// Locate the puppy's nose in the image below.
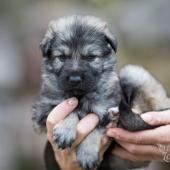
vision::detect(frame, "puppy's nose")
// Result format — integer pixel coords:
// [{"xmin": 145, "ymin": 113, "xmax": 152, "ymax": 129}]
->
[{"xmin": 69, "ymin": 75, "xmax": 82, "ymax": 84}]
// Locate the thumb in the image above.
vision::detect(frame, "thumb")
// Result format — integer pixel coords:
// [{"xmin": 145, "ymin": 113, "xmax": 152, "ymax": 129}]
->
[{"xmin": 141, "ymin": 109, "xmax": 170, "ymax": 126}]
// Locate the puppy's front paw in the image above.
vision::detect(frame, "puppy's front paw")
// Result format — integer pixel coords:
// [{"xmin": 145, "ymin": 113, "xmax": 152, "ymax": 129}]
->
[
  {"xmin": 77, "ymin": 147, "xmax": 100, "ymax": 170},
  {"xmin": 53, "ymin": 122, "xmax": 76, "ymax": 149}
]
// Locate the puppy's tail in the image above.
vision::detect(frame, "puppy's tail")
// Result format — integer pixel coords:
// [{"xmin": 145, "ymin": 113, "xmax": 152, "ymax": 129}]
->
[{"xmin": 118, "ymin": 65, "xmax": 170, "ymax": 131}]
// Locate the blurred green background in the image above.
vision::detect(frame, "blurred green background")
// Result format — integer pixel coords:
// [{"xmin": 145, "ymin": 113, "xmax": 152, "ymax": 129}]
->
[{"xmin": 0, "ymin": 0, "xmax": 170, "ymax": 170}]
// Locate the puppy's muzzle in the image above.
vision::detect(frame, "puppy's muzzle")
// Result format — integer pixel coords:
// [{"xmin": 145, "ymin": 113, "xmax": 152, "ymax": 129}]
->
[
  {"xmin": 66, "ymin": 69, "xmax": 84, "ymax": 86},
  {"xmin": 58, "ymin": 60, "xmax": 97, "ymax": 95},
  {"xmin": 59, "ymin": 69, "xmax": 86, "ymax": 93}
]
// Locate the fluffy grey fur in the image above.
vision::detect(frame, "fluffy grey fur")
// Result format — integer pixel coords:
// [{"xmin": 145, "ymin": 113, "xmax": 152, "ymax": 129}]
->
[
  {"xmin": 118, "ymin": 65, "xmax": 170, "ymax": 132},
  {"xmin": 32, "ymin": 15, "xmax": 121, "ymax": 170},
  {"xmin": 32, "ymin": 15, "xmax": 170, "ymax": 170},
  {"xmin": 101, "ymin": 65, "xmax": 170, "ymax": 170}
]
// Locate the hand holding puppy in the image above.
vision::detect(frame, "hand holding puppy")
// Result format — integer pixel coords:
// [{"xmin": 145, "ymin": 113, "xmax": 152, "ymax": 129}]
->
[
  {"xmin": 107, "ymin": 110, "xmax": 170, "ymax": 162},
  {"xmin": 46, "ymin": 99, "xmax": 170, "ymax": 170},
  {"xmin": 46, "ymin": 98, "xmax": 110, "ymax": 170}
]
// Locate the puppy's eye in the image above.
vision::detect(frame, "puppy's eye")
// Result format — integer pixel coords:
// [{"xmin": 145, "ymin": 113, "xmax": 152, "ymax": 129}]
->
[
  {"xmin": 83, "ymin": 55, "xmax": 97, "ymax": 61},
  {"xmin": 55, "ymin": 55, "xmax": 69, "ymax": 62}
]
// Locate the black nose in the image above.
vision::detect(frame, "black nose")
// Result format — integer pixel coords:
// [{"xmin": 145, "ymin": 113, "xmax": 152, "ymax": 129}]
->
[{"xmin": 69, "ymin": 75, "xmax": 82, "ymax": 84}]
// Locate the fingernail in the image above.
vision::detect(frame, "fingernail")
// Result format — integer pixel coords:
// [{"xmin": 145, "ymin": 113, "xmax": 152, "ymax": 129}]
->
[
  {"xmin": 141, "ymin": 114, "xmax": 152, "ymax": 123},
  {"xmin": 67, "ymin": 97, "xmax": 78, "ymax": 106}
]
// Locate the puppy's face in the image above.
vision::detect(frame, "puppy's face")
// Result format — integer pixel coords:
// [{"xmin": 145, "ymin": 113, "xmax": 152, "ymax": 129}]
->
[{"xmin": 40, "ymin": 16, "xmax": 117, "ymax": 96}]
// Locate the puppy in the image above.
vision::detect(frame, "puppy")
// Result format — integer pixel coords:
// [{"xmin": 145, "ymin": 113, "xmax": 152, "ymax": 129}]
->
[
  {"xmin": 32, "ymin": 15, "xmax": 170, "ymax": 170},
  {"xmin": 102, "ymin": 65, "xmax": 170, "ymax": 170},
  {"xmin": 32, "ymin": 15, "xmax": 121, "ymax": 170},
  {"xmin": 118, "ymin": 65, "xmax": 170, "ymax": 132}
]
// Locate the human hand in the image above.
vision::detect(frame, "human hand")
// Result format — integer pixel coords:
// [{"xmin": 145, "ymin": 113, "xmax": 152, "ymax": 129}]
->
[
  {"xmin": 46, "ymin": 97, "xmax": 110, "ymax": 170},
  {"xmin": 107, "ymin": 110, "xmax": 170, "ymax": 162}
]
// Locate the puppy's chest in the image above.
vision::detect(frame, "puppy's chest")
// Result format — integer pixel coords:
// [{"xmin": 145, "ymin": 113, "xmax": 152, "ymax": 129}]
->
[{"xmin": 77, "ymin": 93, "xmax": 119, "ymax": 120}]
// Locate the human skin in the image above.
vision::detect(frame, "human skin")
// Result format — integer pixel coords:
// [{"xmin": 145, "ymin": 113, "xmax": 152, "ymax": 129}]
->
[
  {"xmin": 107, "ymin": 110, "xmax": 170, "ymax": 162},
  {"xmin": 46, "ymin": 97, "xmax": 110, "ymax": 170},
  {"xmin": 46, "ymin": 98, "xmax": 170, "ymax": 170}
]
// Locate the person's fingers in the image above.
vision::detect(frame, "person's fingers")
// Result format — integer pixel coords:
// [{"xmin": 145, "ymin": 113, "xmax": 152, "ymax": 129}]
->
[
  {"xmin": 117, "ymin": 141, "xmax": 161, "ymax": 156},
  {"xmin": 101, "ymin": 135, "xmax": 110, "ymax": 148},
  {"xmin": 107, "ymin": 125, "xmax": 170, "ymax": 144},
  {"xmin": 46, "ymin": 97, "xmax": 78, "ymax": 142},
  {"xmin": 101, "ymin": 123, "xmax": 115, "ymax": 150},
  {"xmin": 112, "ymin": 145, "xmax": 163, "ymax": 161},
  {"xmin": 100, "ymin": 135, "xmax": 111, "ymax": 156},
  {"xmin": 47, "ymin": 97, "xmax": 78, "ymax": 125},
  {"xmin": 72, "ymin": 114, "xmax": 99, "ymax": 147},
  {"xmin": 141, "ymin": 109, "xmax": 170, "ymax": 126}
]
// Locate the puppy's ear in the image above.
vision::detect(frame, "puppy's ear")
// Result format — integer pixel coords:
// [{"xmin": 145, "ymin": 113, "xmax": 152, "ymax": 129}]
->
[
  {"xmin": 40, "ymin": 20, "xmax": 56, "ymax": 57},
  {"xmin": 104, "ymin": 24, "xmax": 117, "ymax": 53},
  {"xmin": 40, "ymin": 40, "xmax": 51, "ymax": 57}
]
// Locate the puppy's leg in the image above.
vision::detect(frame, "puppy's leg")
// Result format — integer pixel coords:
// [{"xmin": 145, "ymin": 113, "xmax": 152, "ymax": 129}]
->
[
  {"xmin": 53, "ymin": 112, "xmax": 79, "ymax": 149},
  {"xmin": 118, "ymin": 99, "xmax": 155, "ymax": 131},
  {"xmin": 76, "ymin": 128, "xmax": 104, "ymax": 170},
  {"xmin": 118, "ymin": 82, "xmax": 155, "ymax": 131},
  {"xmin": 119, "ymin": 64, "xmax": 170, "ymax": 131},
  {"xmin": 32, "ymin": 101, "xmax": 56, "ymax": 133}
]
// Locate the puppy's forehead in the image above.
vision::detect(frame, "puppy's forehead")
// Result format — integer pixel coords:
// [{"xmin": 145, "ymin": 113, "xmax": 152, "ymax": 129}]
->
[
  {"xmin": 46, "ymin": 15, "xmax": 111, "ymax": 57},
  {"xmin": 49, "ymin": 16, "xmax": 107, "ymax": 44},
  {"xmin": 53, "ymin": 15, "xmax": 106, "ymax": 34},
  {"xmin": 82, "ymin": 44, "xmax": 103, "ymax": 56}
]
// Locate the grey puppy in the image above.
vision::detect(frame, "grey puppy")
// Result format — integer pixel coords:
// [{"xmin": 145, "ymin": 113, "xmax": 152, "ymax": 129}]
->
[
  {"xmin": 32, "ymin": 15, "xmax": 170, "ymax": 170},
  {"xmin": 33, "ymin": 15, "xmax": 121, "ymax": 170}
]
